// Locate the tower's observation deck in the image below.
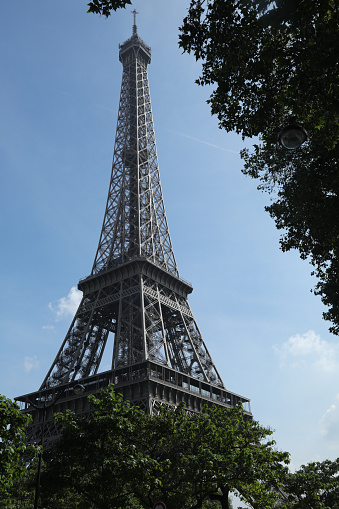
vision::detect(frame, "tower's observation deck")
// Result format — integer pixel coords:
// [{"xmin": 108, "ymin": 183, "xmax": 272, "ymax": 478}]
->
[{"xmin": 119, "ymin": 32, "xmax": 151, "ymax": 66}]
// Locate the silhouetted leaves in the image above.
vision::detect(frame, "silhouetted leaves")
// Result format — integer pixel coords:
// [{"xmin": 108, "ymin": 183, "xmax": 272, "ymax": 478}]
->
[
  {"xmin": 179, "ymin": 0, "xmax": 339, "ymax": 333},
  {"xmin": 87, "ymin": 0, "xmax": 132, "ymax": 17}
]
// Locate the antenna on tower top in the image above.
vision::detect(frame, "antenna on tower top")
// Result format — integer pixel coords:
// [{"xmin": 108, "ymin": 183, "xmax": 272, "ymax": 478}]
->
[{"xmin": 132, "ymin": 9, "xmax": 139, "ymax": 35}]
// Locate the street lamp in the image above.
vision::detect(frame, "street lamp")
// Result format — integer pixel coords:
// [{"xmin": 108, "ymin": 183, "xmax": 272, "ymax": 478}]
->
[
  {"xmin": 278, "ymin": 123, "xmax": 308, "ymax": 149},
  {"xmin": 73, "ymin": 383, "xmax": 85, "ymax": 395},
  {"xmin": 21, "ymin": 383, "xmax": 85, "ymax": 509}
]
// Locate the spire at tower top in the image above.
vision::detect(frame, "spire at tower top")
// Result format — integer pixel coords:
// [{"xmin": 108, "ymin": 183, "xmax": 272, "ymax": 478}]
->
[
  {"xmin": 132, "ymin": 9, "xmax": 138, "ymax": 35},
  {"xmin": 119, "ymin": 10, "xmax": 151, "ymax": 66}
]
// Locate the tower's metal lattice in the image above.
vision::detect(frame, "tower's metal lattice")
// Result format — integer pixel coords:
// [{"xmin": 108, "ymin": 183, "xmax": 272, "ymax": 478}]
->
[
  {"xmin": 16, "ymin": 18, "xmax": 251, "ymax": 438},
  {"xmin": 40, "ymin": 22, "xmax": 224, "ymax": 392}
]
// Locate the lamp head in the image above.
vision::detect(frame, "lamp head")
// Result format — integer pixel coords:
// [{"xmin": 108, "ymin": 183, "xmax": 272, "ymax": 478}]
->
[
  {"xmin": 73, "ymin": 383, "xmax": 85, "ymax": 395},
  {"xmin": 278, "ymin": 124, "xmax": 308, "ymax": 149}
]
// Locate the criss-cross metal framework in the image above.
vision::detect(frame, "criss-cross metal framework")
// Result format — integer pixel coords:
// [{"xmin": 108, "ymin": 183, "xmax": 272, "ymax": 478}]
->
[
  {"xmin": 16, "ymin": 21, "xmax": 252, "ymax": 443},
  {"xmin": 40, "ymin": 23, "xmax": 225, "ymax": 392}
]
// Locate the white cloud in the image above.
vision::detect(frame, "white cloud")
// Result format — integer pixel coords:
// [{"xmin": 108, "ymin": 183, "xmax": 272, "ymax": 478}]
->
[
  {"xmin": 320, "ymin": 394, "xmax": 339, "ymax": 441},
  {"xmin": 49, "ymin": 286, "xmax": 82, "ymax": 320},
  {"xmin": 24, "ymin": 355, "xmax": 39, "ymax": 373},
  {"xmin": 42, "ymin": 325, "xmax": 55, "ymax": 330},
  {"xmin": 274, "ymin": 330, "xmax": 339, "ymax": 373}
]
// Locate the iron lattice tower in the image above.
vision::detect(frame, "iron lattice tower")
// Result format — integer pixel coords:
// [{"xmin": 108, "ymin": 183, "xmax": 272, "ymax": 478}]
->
[{"xmin": 16, "ymin": 17, "xmax": 251, "ymax": 443}]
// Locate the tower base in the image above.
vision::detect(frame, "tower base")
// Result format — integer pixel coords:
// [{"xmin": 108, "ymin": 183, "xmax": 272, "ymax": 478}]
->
[{"xmin": 16, "ymin": 361, "xmax": 252, "ymax": 446}]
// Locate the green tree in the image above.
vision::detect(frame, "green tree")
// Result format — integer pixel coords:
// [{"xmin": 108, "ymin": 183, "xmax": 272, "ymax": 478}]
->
[
  {"xmin": 179, "ymin": 1, "xmax": 337, "ymax": 143},
  {"xmin": 136, "ymin": 402, "xmax": 289, "ymax": 509},
  {"xmin": 0, "ymin": 395, "xmax": 35, "ymax": 499},
  {"xmin": 0, "ymin": 460, "xmax": 37, "ymax": 509},
  {"xmin": 41, "ymin": 389, "xmax": 150, "ymax": 508},
  {"xmin": 279, "ymin": 458, "xmax": 339, "ymax": 508},
  {"xmin": 178, "ymin": 0, "xmax": 339, "ymax": 334},
  {"xmin": 41, "ymin": 386, "xmax": 289, "ymax": 509}
]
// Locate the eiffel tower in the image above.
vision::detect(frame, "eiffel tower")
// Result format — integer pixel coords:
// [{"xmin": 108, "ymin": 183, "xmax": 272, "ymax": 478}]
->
[{"xmin": 16, "ymin": 14, "xmax": 251, "ymax": 444}]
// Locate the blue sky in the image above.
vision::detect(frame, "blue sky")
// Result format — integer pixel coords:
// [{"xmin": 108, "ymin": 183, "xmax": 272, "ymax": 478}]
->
[{"xmin": 1, "ymin": 0, "xmax": 338, "ymax": 473}]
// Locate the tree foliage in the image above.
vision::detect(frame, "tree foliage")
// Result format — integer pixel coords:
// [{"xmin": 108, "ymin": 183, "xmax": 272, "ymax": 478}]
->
[
  {"xmin": 0, "ymin": 458, "xmax": 38, "ymax": 509},
  {"xmin": 0, "ymin": 395, "xmax": 36, "ymax": 499},
  {"xmin": 39, "ymin": 386, "xmax": 289, "ymax": 509},
  {"xmin": 179, "ymin": 0, "xmax": 339, "ymax": 334},
  {"xmin": 87, "ymin": 0, "xmax": 131, "ymax": 17},
  {"xmin": 179, "ymin": 0, "xmax": 338, "ymax": 142},
  {"xmin": 279, "ymin": 458, "xmax": 339, "ymax": 508},
  {"xmin": 2, "ymin": 388, "xmax": 338, "ymax": 509},
  {"xmin": 41, "ymin": 389, "xmax": 147, "ymax": 509}
]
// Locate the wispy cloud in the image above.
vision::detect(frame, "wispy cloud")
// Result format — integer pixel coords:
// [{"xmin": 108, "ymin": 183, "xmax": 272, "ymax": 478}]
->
[
  {"xmin": 162, "ymin": 127, "xmax": 239, "ymax": 153},
  {"xmin": 320, "ymin": 393, "xmax": 339, "ymax": 441},
  {"xmin": 49, "ymin": 286, "xmax": 82, "ymax": 320},
  {"xmin": 24, "ymin": 356, "xmax": 39, "ymax": 373},
  {"xmin": 274, "ymin": 330, "xmax": 339, "ymax": 373},
  {"xmin": 42, "ymin": 325, "xmax": 55, "ymax": 331}
]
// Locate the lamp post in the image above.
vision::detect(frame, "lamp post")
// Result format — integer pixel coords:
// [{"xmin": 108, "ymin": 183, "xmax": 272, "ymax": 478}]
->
[
  {"xmin": 22, "ymin": 383, "xmax": 85, "ymax": 509},
  {"xmin": 278, "ymin": 123, "xmax": 308, "ymax": 149}
]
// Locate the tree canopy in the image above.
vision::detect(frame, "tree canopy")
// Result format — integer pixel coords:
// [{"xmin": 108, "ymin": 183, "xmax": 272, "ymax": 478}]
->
[
  {"xmin": 0, "ymin": 395, "xmax": 36, "ymax": 499},
  {"xmin": 179, "ymin": 1, "xmax": 338, "ymax": 143},
  {"xmin": 280, "ymin": 458, "xmax": 339, "ymax": 508},
  {"xmin": 39, "ymin": 386, "xmax": 289, "ymax": 509},
  {"xmin": 179, "ymin": 0, "xmax": 339, "ymax": 334},
  {"xmin": 2, "ymin": 388, "xmax": 339, "ymax": 508}
]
